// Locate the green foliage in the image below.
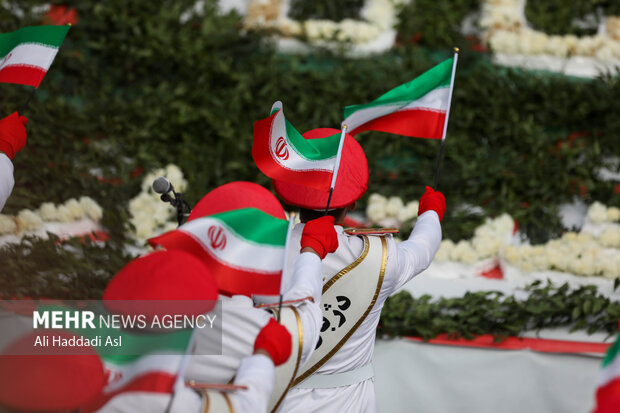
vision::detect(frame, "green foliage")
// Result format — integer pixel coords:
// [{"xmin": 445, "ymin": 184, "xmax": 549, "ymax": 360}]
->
[
  {"xmin": 288, "ymin": 0, "xmax": 365, "ymax": 22},
  {"xmin": 0, "ymin": 235, "xmax": 131, "ymax": 299},
  {"xmin": 524, "ymin": 0, "xmax": 620, "ymax": 36},
  {"xmin": 380, "ymin": 281, "xmax": 620, "ymax": 340},
  {"xmin": 396, "ymin": 0, "xmax": 480, "ymax": 48}
]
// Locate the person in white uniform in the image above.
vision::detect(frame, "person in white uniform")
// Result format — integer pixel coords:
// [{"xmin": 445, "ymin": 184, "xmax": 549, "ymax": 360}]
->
[
  {"xmin": 272, "ymin": 128, "xmax": 446, "ymax": 413},
  {"xmin": 137, "ymin": 182, "xmax": 340, "ymax": 412},
  {"xmin": 0, "ymin": 112, "xmax": 28, "ymax": 211}
]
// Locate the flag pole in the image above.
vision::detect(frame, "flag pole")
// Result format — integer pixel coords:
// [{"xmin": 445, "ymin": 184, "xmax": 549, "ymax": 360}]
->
[
  {"xmin": 324, "ymin": 124, "xmax": 347, "ymax": 214},
  {"xmin": 433, "ymin": 47, "xmax": 459, "ymax": 190},
  {"xmin": 277, "ymin": 212, "xmax": 296, "ymax": 322},
  {"xmin": 18, "ymin": 87, "xmax": 37, "ymax": 116}
]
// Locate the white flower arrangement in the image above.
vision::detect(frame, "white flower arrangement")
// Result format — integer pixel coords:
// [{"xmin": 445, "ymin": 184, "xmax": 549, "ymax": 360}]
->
[
  {"xmin": 127, "ymin": 164, "xmax": 188, "ymax": 243},
  {"xmin": 0, "ymin": 196, "xmax": 104, "ymax": 236},
  {"xmin": 243, "ymin": 0, "xmax": 407, "ymax": 55},
  {"xmin": 365, "ymin": 192, "xmax": 418, "ymax": 227},
  {"xmin": 367, "ymin": 195, "xmax": 619, "ymax": 279},
  {"xmin": 481, "ymin": 0, "xmax": 620, "ymax": 76}
]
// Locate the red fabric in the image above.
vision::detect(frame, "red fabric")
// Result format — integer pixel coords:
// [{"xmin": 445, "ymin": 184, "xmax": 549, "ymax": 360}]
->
[
  {"xmin": 82, "ymin": 372, "xmax": 176, "ymax": 413},
  {"xmin": 594, "ymin": 377, "xmax": 620, "ymax": 413},
  {"xmin": 0, "ymin": 331, "xmax": 105, "ymax": 412},
  {"xmin": 348, "ymin": 108, "xmax": 446, "ymax": 139},
  {"xmin": 0, "ymin": 112, "xmax": 28, "ymax": 160},
  {"xmin": 189, "ymin": 181, "xmax": 285, "ymax": 221},
  {"xmin": 404, "ymin": 334, "xmax": 610, "ymax": 354},
  {"xmin": 103, "ymin": 250, "xmax": 218, "ymax": 316},
  {"xmin": 254, "ymin": 318, "xmax": 292, "ymax": 366},
  {"xmin": 0, "ymin": 65, "xmax": 47, "ymax": 87},
  {"xmin": 254, "ymin": 116, "xmax": 335, "ymax": 193},
  {"xmin": 148, "ymin": 230, "xmax": 281, "ymax": 296},
  {"xmin": 300, "ymin": 216, "xmax": 338, "ymax": 259},
  {"xmin": 418, "ymin": 186, "xmax": 446, "ymax": 221},
  {"xmin": 273, "ymin": 128, "xmax": 369, "ymax": 209}
]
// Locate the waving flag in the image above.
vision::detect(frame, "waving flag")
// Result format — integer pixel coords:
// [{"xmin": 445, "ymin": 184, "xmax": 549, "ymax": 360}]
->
[
  {"xmin": 149, "ymin": 208, "xmax": 289, "ymax": 296},
  {"xmin": 253, "ymin": 101, "xmax": 341, "ymax": 192},
  {"xmin": 0, "ymin": 25, "xmax": 70, "ymax": 87},
  {"xmin": 593, "ymin": 333, "xmax": 620, "ymax": 413},
  {"xmin": 343, "ymin": 57, "xmax": 456, "ymax": 139}
]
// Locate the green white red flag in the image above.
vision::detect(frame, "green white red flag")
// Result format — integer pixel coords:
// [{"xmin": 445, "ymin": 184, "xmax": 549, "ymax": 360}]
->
[
  {"xmin": 593, "ymin": 333, "xmax": 620, "ymax": 413},
  {"xmin": 0, "ymin": 25, "xmax": 70, "ymax": 87},
  {"xmin": 253, "ymin": 101, "xmax": 341, "ymax": 192},
  {"xmin": 148, "ymin": 208, "xmax": 289, "ymax": 296},
  {"xmin": 343, "ymin": 57, "xmax": 456, "ymax": 139}
]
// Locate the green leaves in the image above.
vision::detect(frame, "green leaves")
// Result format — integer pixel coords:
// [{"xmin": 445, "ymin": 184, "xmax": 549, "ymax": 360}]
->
[{"xmin": 379, "ymin": 281, "xmax": 620, "ymax": 341}]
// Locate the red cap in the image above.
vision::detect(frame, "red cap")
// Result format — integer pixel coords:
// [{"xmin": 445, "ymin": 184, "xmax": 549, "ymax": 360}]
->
[
  {"xmin": 103, "ymin": 250, "xmax": 219, "ymax": 317},
  {"xmin": 189, "ymin": 181, "xmax": 286, "ymax": 221},
  {"xmin": 273, "ymin": 128, "xmax": 368, "ymax": 209},
  {"xmin": 0, "ymin": 331, "xmax": 105, "ymax": 412}
]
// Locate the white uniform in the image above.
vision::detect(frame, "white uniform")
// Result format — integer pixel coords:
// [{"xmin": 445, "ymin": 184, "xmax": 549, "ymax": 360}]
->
[
  {"xmin": 0, "ymin": 153, "xmax": 14, "ymax": 211},
  {"xmin": 278, "ymin": 210, "xmax": 442, "ymax": 413}
]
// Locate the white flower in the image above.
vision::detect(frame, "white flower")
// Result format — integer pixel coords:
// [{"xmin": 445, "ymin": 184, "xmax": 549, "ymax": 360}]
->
[
  {"xmin": 607, "ymin": 207, "xmax": 620, "ymax": 222},
  {"xmin": 17, "ymin": 209, "xmax": 43, "ymax": 231},
  {"xmin": 587, "ymin": 202, "xmax": 608, "ymax": 224},
  {"xmin": 56, "ymin": 205, "xmax": 74, "ymax": 223},
  {"xmin": 63, "ymin": 198, "xmax": 85, "ymax": 220},
  {"xmin": 598, "ymin": 226, "xmax": 620, "ymax": 248},
  {"xmin": 385, "ymin": 196, "xmax": 404, "ymax": 217},
  {"xmin": 397, "ymin": 201, "xmax": 418, "ymax": 223},
  {"xmin": 368, "ymin": 193, "xmax": 387, "ymax": 206},
  {"xmin": 434, "ymin": 240, "xmax": 454, "ymax": 262},
  {"xmin": 277, "ymin": 17, "xmax": 302, "ymax": 37},
  {"xmin": 451, "ymin": 240, "xmax": 478, "ymax": 264},
  {"xmin": 0, "ymin": 214, "xmax": 17, "ymax": 234},
  {"xmin": 366, "ymin": 203, "xmax": 387, "ymax": 224},
  {"xmin": 79, "ymin": 196, "xmax": 103, "ymax": 221},
  {"xmin": 37, "ymin": 202, "xmax": 58, "ymax": 221},
  {"xmin": 165, "ymin": 164, "xmax": 187, "ymax": 192}
]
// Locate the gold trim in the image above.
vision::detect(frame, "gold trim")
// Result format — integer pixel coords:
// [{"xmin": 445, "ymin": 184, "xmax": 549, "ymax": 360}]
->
[
  {"xmin": 222, "ymin": 392, "xmax": 235, "ymax": 413},
  {"xmin": 293, "ymin": 235, "xmax": 388, "ymax": 386},
  {"xmin": 202, "ymin": 390, "xmax": 210, "ymax": 413},
  {"xmin": 270, "ymin": 306, "xmax": 304, "ymax": 412},
  {"xmin": 322, "ymin": 235, "xmax": 369, "ymax": 294}
]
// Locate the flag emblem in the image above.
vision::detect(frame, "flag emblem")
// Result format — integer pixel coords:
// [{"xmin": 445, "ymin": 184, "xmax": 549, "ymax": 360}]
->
[
  {"xmin": 275, "ymin": 136, "xmax": 289, "ymax": 160},
  {"xmin": 208, "ymin": 225, "xmax": 227, "ymax": 250}
]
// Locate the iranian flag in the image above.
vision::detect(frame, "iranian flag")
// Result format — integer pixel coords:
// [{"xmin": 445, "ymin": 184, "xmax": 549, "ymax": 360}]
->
[
  {"xmin": 148, "ymin": 208, "xmax": 289, "ymax": 296},
  {"xmin": 82, "ymin": 330, "xmax": 193, "ymax": 412},
  {"xmin": 0, "ymin": 25, "xmax": 70, "ymax": 87},
  {"xmin": 343, "ymin": 57, "xmax": 457, "ymax": 139},
  {"xmin": 593, "ymin": 334, "xmax": 620, "ymax": 413},
  {"xmin": 253, "ymin": 101, "xmax": 341, "ymax": 192}
]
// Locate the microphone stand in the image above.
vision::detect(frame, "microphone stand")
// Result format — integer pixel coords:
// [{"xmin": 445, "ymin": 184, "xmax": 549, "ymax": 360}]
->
[{"xmin": 161, "ymin": 190, "xmax": 191, "ymax": 227}]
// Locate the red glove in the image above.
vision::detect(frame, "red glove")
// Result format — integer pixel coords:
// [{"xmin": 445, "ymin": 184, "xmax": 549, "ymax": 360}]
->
[
  {"xmin": 253, "ymin": 318, "xmax": 292, "ymax": 366},
  {"xmin": 418, "ymin": 186, "xmax": 446, "ymax": 221},
  {"xmin": 300, "ymin": 215, "xmax": 338, "ymax": 259},
  {"xmin": 0, "ymin": 112, "xmax": 28, "ymax": 160}
]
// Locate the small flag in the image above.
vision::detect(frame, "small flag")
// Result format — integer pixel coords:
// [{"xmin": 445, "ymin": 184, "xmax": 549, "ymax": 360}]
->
[
  {"xmin": 149, "ymin": 208, "xmax": 289, "ymax": 296},
  {"xmin": 343, "ymin": 58, "xmax": 455, "ymax": 139},
  {"xmin": 593, "ymin": 333, "xmax": 620, "ymax": 413},
  {"xmin": 253, "ymin": 101, "xmax": 341, "ymax": 192},
  {"xmin": 0, "ymin": 25, "xmax": 70, "ymax": 87}
]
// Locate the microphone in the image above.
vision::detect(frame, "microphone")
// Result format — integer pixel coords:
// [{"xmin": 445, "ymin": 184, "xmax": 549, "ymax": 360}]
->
[
  {"xmin": 152, "ymin": 177, "xmax": 172, "ymax": 194},
  {"xmin": 151, "ymin": 176, "xmax": 192, "ymax": 227}
]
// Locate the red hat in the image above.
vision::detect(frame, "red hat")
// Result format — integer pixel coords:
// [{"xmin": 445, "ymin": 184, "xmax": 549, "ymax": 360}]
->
[
  {"xmin": 103, "ymin": 250, "xmax": 219, "ymax": 318},
  {"xmin": 273, "ymin": 128, "xmax": 368, "ymax": 209},
  {"xmin": 188, "ymin": 181, "xmax": 286, "ymax": 221},
  {"xmin": 0, "ymin": 331, "xmax": 105, "ymax": 412}
]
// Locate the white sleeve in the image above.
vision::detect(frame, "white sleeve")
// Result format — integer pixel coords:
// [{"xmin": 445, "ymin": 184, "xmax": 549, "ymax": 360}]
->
[
  {"xmin": 0, "ymin": 153, "xmax": 15, "ymax": 212},
  {"xmin": 281, "ymin": 252, "xmax": 323, "ymax": 362},
  {"xmin": 230, "ymin": 354, "xmax": 275, "ymax": 413},
  {"xmin": 384, "ymin": 210, "xmax": 442, "ymax": 292},
  {"xmin": 282, "ymin": 252, "xmax": 323, "ymax": 303}
]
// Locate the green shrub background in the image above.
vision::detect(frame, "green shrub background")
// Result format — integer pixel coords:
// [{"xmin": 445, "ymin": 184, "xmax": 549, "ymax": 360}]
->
[{"xmin": 0, "ymin": 0, "xmax": 618, "ymax": 302}]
